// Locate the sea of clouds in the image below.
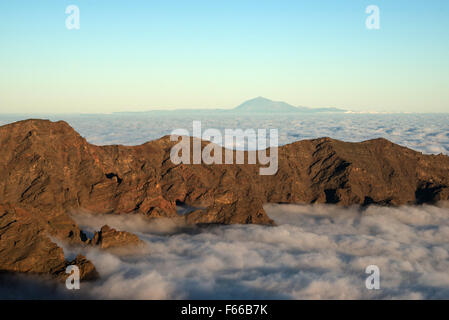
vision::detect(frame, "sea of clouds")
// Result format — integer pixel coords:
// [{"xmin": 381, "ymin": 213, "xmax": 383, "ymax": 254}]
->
[
  {"xmin": 1, "ymin": 113, "xmax": 449, "ymax": 154},
  {"xmin": 75, "ymin": 204, "xmax": 449, "ymax": 299},
  {"xmin": 0, "ymin": 113, "xmax": 448, "ymax": 299},
  {"xmin": 2, "ymin": 204, "xmax": 449, "ymax": 299}
]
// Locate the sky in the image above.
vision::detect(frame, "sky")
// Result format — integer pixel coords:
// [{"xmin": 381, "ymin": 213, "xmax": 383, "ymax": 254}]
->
[{"xmin": 0, "ymin": 0, "xmax": 448, "ymax": 114}]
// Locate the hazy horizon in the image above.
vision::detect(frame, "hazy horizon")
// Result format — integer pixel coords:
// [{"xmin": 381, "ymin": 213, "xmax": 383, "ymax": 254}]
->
[{"xmin": 0, "ymin": 95, "xmax": 448, "ymax": 115}]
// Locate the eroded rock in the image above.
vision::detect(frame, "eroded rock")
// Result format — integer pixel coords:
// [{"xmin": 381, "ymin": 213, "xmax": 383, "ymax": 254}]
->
[
  {"xmin": 0, "ymin": 204, "xmax": 97, "ymax": 280},
  {"xmin": 89, "ymin": 225, "xmax": 144, "ymax": 250},
  {"xmin": 1, "ymin": 119, "xmax": 449, "ymax": 280},
  {"xmin": 0, "ymin": 120, "xmax": 448, "ymax": 227}
]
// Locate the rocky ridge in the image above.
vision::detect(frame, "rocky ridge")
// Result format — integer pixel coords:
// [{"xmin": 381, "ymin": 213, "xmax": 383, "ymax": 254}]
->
[{"xmin": 1, "ymin": 119, "xmax": 448, "ymax": 279}]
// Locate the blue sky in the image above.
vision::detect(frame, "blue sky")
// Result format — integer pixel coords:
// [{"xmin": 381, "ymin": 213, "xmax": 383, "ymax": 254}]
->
[{"xmin": 0, "ymin": 0, "xmax": 448, "ymax": 113}]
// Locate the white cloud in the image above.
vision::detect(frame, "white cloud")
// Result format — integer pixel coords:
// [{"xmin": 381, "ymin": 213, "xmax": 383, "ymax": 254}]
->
[
  {"xmin": 2, "ymin": 113, "xmax": 448, "ymax": 155},
  {"xmin": 4, "ymin": 204, "xmax": 447, "ymax": 299}
]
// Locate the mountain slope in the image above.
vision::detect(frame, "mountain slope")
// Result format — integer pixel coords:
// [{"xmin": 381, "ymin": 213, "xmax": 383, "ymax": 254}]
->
[
  {"xmin": 233, "ymin": 97, "xmax": 301, "ymax": 113},
  {"xmin": 1, "ymin": 119, "xmax": 449, "ymax": 278},
  {"xmin": 233, "ymin": 97, "xmax": 345, "ymax": 113},
  {"xmin": 114, "ymin": 97, "xmax": 346, "ymax": 114},
  {"xmin": 1, "ymin": 119, "xmax": 448, "ymax": 220}
]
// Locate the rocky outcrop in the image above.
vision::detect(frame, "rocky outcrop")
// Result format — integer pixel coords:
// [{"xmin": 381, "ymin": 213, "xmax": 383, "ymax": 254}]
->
[
  {"xmin": 65, "ymin": 254, "xmax": 99, "ymax": 281},
  {"xmin": 1, "ymin": 119, "xmax": 449, "ymax": 279},
  {"xmin": 89, "ymin": 225, "xmax": 144, "ymax": 250},
  {"xmin": 0, "ymin": 204, "xmax": 97, "ymax": 280},
  {"xmin": 0, "ymin": 119, "xmax": 448, "ymax": 228}
]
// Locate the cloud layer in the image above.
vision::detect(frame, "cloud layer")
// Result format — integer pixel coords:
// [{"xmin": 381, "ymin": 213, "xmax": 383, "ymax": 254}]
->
[
  {"xmin": 3, "ymin": 204, "xmax": 448, "ymax": 299},
  {"xmin": 1, "ymin": 113, "xmax": 449, "ymax": 154}
]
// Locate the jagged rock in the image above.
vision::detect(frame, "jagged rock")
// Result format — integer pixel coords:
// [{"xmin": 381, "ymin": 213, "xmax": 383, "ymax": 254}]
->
[
  {"xmin": 1, "ymin": 119, "xmax": 449, "ymax": 280},
  {"xmin": 66, "ymin": 254, "xmax": 99, "ymax": 281},
  {"xmin": 0, "ymin": 204, "xmax": 97, "ymax": 280},
  {"xmin": 0, "ymin": 119, "xmax": 448, "ymax": 228},
  {"xmin": 89, "ymin": 225, "xmax": 143, "ymax": 250},
  {"xmin": 0, "ymin": 204, "xmax": 66, "ymax": 275}
]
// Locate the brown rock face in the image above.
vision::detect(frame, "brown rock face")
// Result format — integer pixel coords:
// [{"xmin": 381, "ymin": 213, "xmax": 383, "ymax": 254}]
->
[
  {"xmin": 89, "ymin": 225, "xmax": 144, "ymax": 250},
  {"xmin": 1, "ymin": 119, "xmax": 448, "ymax": 228},
  {"xmin": 1, "ymin": 119, "xmax": 449, "ymax": 279},
  {"xmin": 0, "ymin": 204, "xmax": 66, "ymax": 275},
  {"xmin": 0, "ymin": 204, "xmax": 97, "ymax": 280},
  {"xmin": 65, "ymin": 254, "xmax": 99, "ymax": 281}
]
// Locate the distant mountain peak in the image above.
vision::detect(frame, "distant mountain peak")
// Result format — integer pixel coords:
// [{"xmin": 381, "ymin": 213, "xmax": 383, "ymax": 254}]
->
[
  {"xmin": 114, "ymin": 97, "xmax": 346, "ymax": 114},
  {"xmin": 249, "ymin": 96, "xmax": 272, "ymax": 102},
  {"xmin": 234, "ymin": 97, "xmax": 299, "ymax": 113},
  {"xmin": 232, "ymin": 97, "xmax": 345, "ymax": 113}
]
